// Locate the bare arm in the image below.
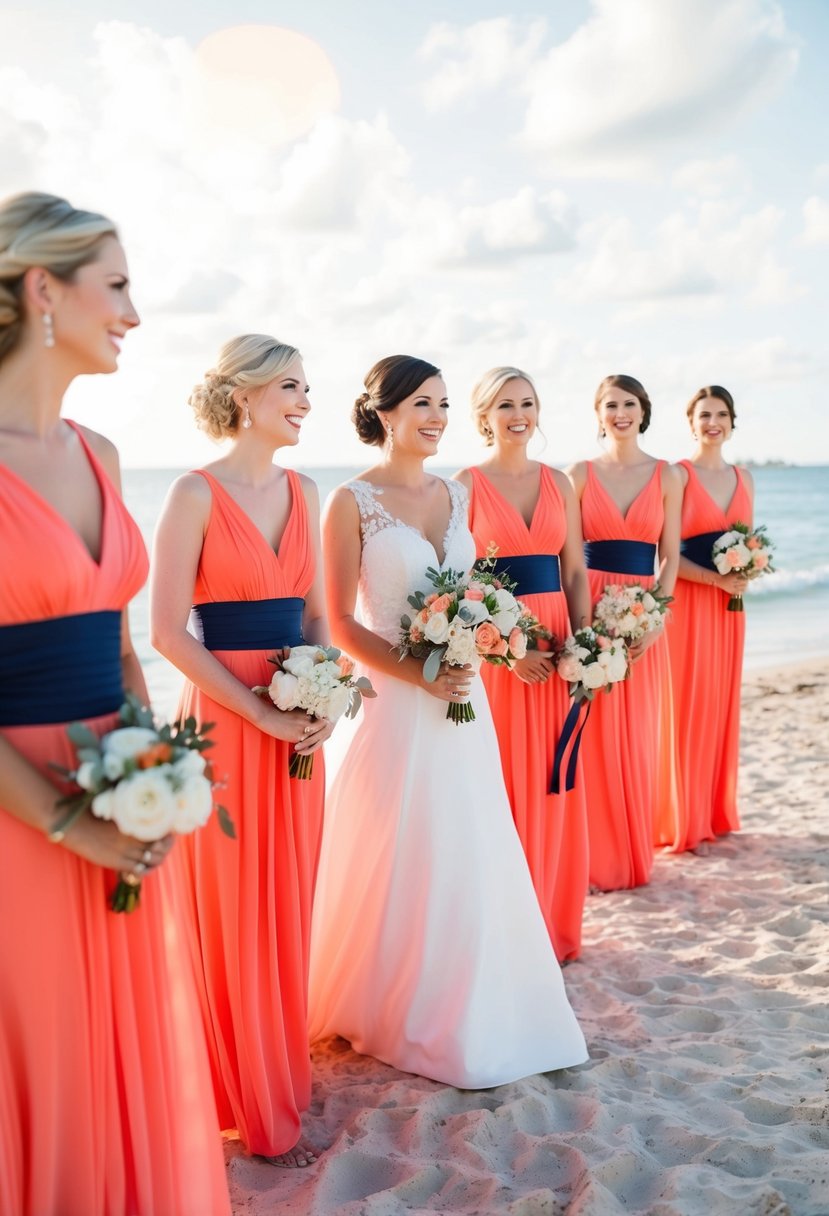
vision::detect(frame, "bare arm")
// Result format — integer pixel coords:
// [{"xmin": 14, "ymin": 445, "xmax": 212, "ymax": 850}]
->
[
  {"xmin": 297, "ymin": 474, "xmax": 330, "ymax": 647},
  {"xmin": 149, "ymin": 474, "xmax": 324, "ymax": 753},
  {"xmin": 553, "ymin": 468, "xmax": 591, "ymax": 631},
  {"xmin": 657, "ymin": 463, "xmax": 682, "ymax": 597},
  {"xmin": 323, "ymin": 487, "xmax": 471, "ymax": 703}
]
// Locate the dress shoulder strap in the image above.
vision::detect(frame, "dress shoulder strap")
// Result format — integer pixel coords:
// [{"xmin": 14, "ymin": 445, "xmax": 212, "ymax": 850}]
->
[{"xmin": 343, "ymin": 479, "xmax": 396, "ymax": 544}]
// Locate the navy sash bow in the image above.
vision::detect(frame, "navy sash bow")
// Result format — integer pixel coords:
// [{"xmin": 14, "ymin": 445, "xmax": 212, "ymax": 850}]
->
[
  {"xmin": 191, "ymin": 597, "xmax": 305, "ymax": 651},
  {"xmin": 550, "ymin": 699, "xmax": 591, "ymax": 795},
  {"xmin": 0, "ymin": 610, "xmax": 123, "ymax": 726}
]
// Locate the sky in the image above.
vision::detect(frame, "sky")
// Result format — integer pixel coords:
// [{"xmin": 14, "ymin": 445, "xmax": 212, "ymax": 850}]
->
[{"xmin": 1, "ymin": 0, "xmax": 827, "ymax": 468}]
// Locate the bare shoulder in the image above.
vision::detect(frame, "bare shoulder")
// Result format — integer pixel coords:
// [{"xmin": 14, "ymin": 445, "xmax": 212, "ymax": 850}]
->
[
  {"xmin": 325, "ymin": 482, "xmax": 362, "ymax": 518},
  {"xmin": 75, "ymin": 424, "xmax": 120, "ymax": 484},
  {"xmin": 565, "ymin": 459, "xmax": 589, "ymax": 493},
  {"xmin": 738, "ymin": 465, "xmax": 755, "ymax": 492},
  {"xmin": 672, "ymin": 461, "xmax": 690, "ymax": 488},
  {"xmin": 547, "ymin": 465, "xmax": 573, "ymax": 496},
  {"xmin": 163, "ymin": 470, "xmax": 213, "ymax": 517},
  {"xmin": 453, "ymin": 467, "xmax": 474, "ymax": 490},
  {"xmin": 294, "ymin": 469, "xmax": 320, "ymax": 509},
  {"xmin": 660, "ymin": 461, "xmax": 683, "ymax": 489}
]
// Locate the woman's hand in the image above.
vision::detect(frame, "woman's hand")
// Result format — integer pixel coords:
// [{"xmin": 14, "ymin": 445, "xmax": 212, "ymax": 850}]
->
[
  {"xmin": 255, "ymin": 704, "xmax": 334, "ymax": 752},
  {"xmin": 627, "ymin": 624, "xmax": 664, "ymax": 663},
  {"xmin": 422, "ymin": 661, "xmax": 473, "ymax": 703},
  {"xmin": 716, "ymin": 570, "xmax": 749, "ymax": 596},
  {"xmin": 60, "ymin": 813, "xmax": 175, "ymax": 873},
  {"xmin": 512, "ymin": 652, "xmax": 556, "ymax": 685}
]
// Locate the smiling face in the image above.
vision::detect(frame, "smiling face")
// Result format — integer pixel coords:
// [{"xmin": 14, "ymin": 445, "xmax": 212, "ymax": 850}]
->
[
  {"xmin": 49, "ymin": 235, "xmax": 139, "ymax": 375},
  {"xmin": 691, "ymin": 396, "xmax": 734, "ymax": 447},
  {"xmin": 484, "ymin": 377, "xmax": 538, "ymax": 448},
  {"xmin": 383, "ymin": 374, "xmax": 448, "ymax": 457},
  {"xmin": 596, "ymin": 386, "xmax": 645, "ymax": 440},
  {"xmin": 244, "ymin": 357, "xmax": 310, "ymax": 446}
]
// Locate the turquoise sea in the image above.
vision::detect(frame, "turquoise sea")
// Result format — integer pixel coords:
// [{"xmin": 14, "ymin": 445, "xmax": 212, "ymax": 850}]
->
[{"xmin": 123, "ymin": 465, "xmax": 829, "ymax": 717}]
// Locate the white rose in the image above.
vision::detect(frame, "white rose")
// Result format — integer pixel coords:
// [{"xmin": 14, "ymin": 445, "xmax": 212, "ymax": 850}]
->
[
  {"xmin": 716, "ymin": 530, "xmax": 742, "ymax": 550},
  {"xmin": 91, "ymin": 788, "xmax": 116, "ymax": 820},
  {"xmin": 111, "ymin": 767, "xmax": 177, "ymax": 841},
  {"xmin": 573, "ymin": 646, "xmax": 592, "ymax": 662},
  {"xmin": 102, "ymin": 727, "xmax": 159, "ymax": 763},
  {"xmin": 171, "ymin": 774, "xmax": 214, "ymax": 833},
  {"xmin": 324, "ymin": 683, "xmax": 351, "ymax": 722},
  {"xmin": 445, "ymin": 623, "xmax": 478, "ymax": 667},
  {"xmin": 269, "ymin": 670, "xmax": 300, "ymax": 710},
  {"xmin": 713, "ymin": 551, "xmax": 731, "ymax": 575},
  {"xmin": 619, "ymin": 612, "xmax": 640, "ymax": 636},
  {"xmin": 282, "ymin": 645, "xmax": 322, "ymax": 677},
  {"xmin": 557, "ymin": 655, "xmax": 581, "ymax": 682},
  {"xmin": 641, "ymin": 592, "xmax": 656, "ymax": 612},
  {"xmin": 424, "ymin": 611, "xmax": 450, "ymax": 644},
  {"xmin": 597, "ymin": 650, "xmax": 613, "ymax": 670},
  {"xmin": 76, "ymin": 760, "xmax": 98, "ymax": 791},
  {"xmin": 608, "ymin": 649, "xmax": 628, "ymax": 682},
  {"xmin": 491, "ymin": 588, "xmax": 521, "ymax": 633},
  {"xmin": 581, "ymin": 663, "xmax": 608, "ymax": 690},
  {"xmin": 731, "ymin": 542, "xmax": 751, "ymax": 568},
  {"xmin": 172, "ymin": 749, "xmax": 207, "ymax": 779},
  {"xmin": 509, "ymin": 631, "xmax": 528, "ymax": 660}
]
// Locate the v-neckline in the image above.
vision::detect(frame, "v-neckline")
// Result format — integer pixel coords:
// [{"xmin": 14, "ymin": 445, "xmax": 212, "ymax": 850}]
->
[
  {"xmin": 475, "ymin": 464, "xmax": 545, "ymax": 532},
  {"xmin": 362, "ymin": 477, "xmax": 456, "ymax": 568},
  {"xmin": 590, "ymin": 461, "xmax": 659, "ymax": 523},
  {"xmin": 687, "ymin": 461, "xmax": 740, "ymax": 519},
  {"xmin": 0, "ymin": 420, "xmax": 108, "ymax": 568},
  {"xmin": 202, "ymin": 468, "xmax": 296, "ymax": 562}
]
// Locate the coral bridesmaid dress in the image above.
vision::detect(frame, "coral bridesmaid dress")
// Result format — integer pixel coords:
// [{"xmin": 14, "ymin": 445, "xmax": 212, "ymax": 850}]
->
[
  {"xmin": 467, "ymin": 466, "xmax": 589, "ymax": 961},
  {"xmin": 171, "ymin": 469, "xmax": 324, "ymax": 1157},
  {"xmin": 658, "ymin": 461, "xmax": 752, "ymax": 850},
  {"xmin": 579, "ymin": 461, "xmax": 676, "ymax": 891},
  {"xmin": 0, "ymin": 424, "xmax": 229, "ymax": 1216}
]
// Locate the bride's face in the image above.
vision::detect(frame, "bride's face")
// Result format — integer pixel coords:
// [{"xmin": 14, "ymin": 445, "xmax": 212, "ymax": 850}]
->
[{"xmin": 386, "ymin": 375, "xmax": 449, "ymax": 457}]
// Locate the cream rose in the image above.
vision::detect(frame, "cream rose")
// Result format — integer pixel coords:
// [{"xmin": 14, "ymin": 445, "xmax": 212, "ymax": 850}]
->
[
  {"xmin": 424, "ymin": 611, "xmax": 450, "ymax": 644},
  {"xmin": 111, "ymin": 767, "xmax": 176, "ymax": 841},
  {"xmin": 581, "ymin": 663, "xmax": 608, "ymax": 690},
  {"xmin": 171, "ymin": 774, "xmax": 214, "ymax": 833},
  {"xmin": 268, "ymin": 671, "xmax": 300, "ymax": 710}
]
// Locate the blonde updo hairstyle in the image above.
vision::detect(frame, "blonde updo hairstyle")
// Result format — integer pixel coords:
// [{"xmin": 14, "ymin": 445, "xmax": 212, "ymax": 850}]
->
[
  {"xmin": 470, "ymin": 366, "xmax": 541, "ymax": 446},
  {"xmin": 189, "ymin": 334, "xmax": 301, "ymax": 440},
  {"xmin": 352, "ymin": 354, "xmax": 441, "ymax": 447},
  {"xmin": 0, "ymin": 191, "xmax": 118, "ymax": 366}
]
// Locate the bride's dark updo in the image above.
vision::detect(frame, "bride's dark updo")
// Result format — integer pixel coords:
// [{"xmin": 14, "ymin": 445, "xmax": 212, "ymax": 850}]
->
[{"xmin": 352, "ymin": 354, "xmax": 441, "ymax": 447}]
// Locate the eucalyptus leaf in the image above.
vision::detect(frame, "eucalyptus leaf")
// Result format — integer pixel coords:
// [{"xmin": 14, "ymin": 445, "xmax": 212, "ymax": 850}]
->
[
  {"xmin": 217, "ymin": 804, "xmax": 237, "ymax": 840},
  {"xmin": 66, "ymin": 722, "xmax": 99, "ymax": 750},
  {"xmin": 423, "ymin": 647, "xmax": 444, "ymax": 683}
]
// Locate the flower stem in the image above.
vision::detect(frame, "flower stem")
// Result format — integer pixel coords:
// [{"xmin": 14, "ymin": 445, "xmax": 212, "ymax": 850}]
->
[
  {"xmin": 289, "ymin": 751, "xmax": 315, "ymax": 780},
  {"xmin": 446, "ymin": 699, "xmax": 476, "ymax": 724},
  {"xmin": 111, "ymin": 875, "xmax": 141, "ymax": 914}
]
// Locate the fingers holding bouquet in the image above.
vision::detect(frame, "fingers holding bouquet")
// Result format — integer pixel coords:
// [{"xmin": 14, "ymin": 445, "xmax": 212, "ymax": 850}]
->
[{"xmin": 428, "ymin": 661, "xmax": 474, "ymax": 703}]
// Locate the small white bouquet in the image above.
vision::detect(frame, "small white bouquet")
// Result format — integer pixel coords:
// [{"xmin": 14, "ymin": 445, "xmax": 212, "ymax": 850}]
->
[
  {"xmin": 593, "ymin": 582, "xmax": 672, "ymax": 645},
  {"xmin": 53, "ymin": 694, "xmax": 234, "ymax": 913},
  {"xmin": 254, "ymin": 644, "xmax": 375, "ymax": 778},
  {"xmin": 556, "ymin": 627, "xmax": 629, "ymax": 703},
  {"xmin": 712, "ymin": 522, "xmax": 775, "ymax": 611}
]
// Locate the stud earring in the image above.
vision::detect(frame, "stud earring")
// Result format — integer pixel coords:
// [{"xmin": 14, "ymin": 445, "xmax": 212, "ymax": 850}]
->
[
  {"xmin": 242, "ymin": 403, "xmax": 252, "ymax": 430},
  {"xmin": 43, "ymin": 313, "xmax": 55, "ymax": 348}
]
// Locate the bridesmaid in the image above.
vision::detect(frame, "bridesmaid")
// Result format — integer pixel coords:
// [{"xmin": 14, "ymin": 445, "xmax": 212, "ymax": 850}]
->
[
  {"xmin": 455, "ymin": 367, "xmax": 592, "ymax": 962},
  {"xmin": 658, "ymin": 385, "xmax": 753, "ymax": 851},
  {"xmin": 568, "ymin": 374, "xmax": 681, "ymax": 892},
  {"xmin": 0, "ymin": 192, "xmax": 229, "ymax": 1215},
  {"xmin": 150, "ymin": 335, "xmax": 331, "ymax": 1167}
]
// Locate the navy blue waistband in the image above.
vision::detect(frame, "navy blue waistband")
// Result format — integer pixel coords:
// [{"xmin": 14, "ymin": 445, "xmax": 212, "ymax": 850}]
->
[
  {"xmin": 191, "ymin": 597, "xmax": 305, "ymax": 651},
  {"xmin": 0, "ymin": 610, "xmax": 123, "ymax": 727},
  {"xmin": 489, "ymin": 554, "xmax": 561, "ymax": 596},
  {"xmin": 680, "ymin": 531, "xmax": 722, "ymax": 572},
  {"xmin": 584, "ymin": 540, "xmax": 657, "ymax": 576}
]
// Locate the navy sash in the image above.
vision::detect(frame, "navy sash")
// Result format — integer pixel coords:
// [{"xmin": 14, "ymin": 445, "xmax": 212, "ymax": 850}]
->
[
  {"xmin": 680, "ymin": 531, "xmax": 722, "ymax": 572},
  {"xmin": 0, "ymin": 610, "xmax": 123, "ymax": 726},
  {"xmin": 584, "ymin": 540, "xmax": 656, "ymax": 577},
  {"xmin": 489, "ymin": 554, "xmax": 561, "ymax": 596},
  {"xmin": 550, "ymin": 700, "xmax": 592, "ymax": 795},
  {"xmin": 192, "ymin": 597, "xmax": 305, "ymax": 651}
]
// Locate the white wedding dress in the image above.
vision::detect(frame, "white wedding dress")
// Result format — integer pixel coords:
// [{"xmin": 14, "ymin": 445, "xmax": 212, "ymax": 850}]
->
[{"xmin": 308, "ymin": 478, "xmax": 588, "ymax": 1088}]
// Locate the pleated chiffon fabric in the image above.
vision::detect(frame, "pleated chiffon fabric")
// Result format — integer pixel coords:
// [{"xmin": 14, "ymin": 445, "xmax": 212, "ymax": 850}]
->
[
  {"xmin": 466, "ymin": 465, "xmax": 589, "ymax": 962},
  {"xmin": 578, "ymin": 462, "xmax": 677, "ymax": 892},
  {"xmin": 0, "ymin": 424, "xmax": 229, "ymax": 1216},
  {"xmin": 170, "ymin": 469, "xmax": 324, "ymax": 1156},
  {"xmin": 659, "ymin": 461, "xmax": 751, "ymax": 850}
]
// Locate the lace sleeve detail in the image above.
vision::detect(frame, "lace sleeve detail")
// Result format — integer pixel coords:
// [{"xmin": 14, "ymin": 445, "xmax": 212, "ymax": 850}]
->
[
  {"xmin": 344, "ymin": 480, "xmax": 395, "ymax": 544},
  {"xmin": 444, "ymin": 477, "xmax": 468, "ymax": 532}
]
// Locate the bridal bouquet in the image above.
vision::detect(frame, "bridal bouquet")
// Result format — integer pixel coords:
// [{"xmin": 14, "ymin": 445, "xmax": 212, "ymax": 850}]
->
[
  {"xmin": 556, "ymin": 627, "xmax": 629, "ymax": 703},
  {"xmin": 399, "ymin": 563, "xmax": 536, "ymax": 723},
  {"xmin": 712, "ymin": 522, "xmax": 775, "ymax": 611},
  {"xmin": 254, "ymin": 644, "xmax": 375, "ymax": 778},
  {"xmin": 593, "ymin": 582, "xmax": 673, "ymax": 645},
  {"xmin": 54, "ymin": 694, "xmax": 233, "ymax": 913}
]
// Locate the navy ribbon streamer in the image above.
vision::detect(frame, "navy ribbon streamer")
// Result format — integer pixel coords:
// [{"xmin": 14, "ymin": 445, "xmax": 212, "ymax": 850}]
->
[
  {"xmin": 680, "ymin": 530, "xmax": 722, "ymax": 572},
  {"xmin": 583, "ymin": 539, "xmax": 657, "ymax": 576},
  {"xmin": 0, "ymin": 610, "xmax": 123, "ymax": 726},
  {"xmin": 191, "ymin": 597, "xmax": 305, "ymax": 651},
  {"xmin": 489, "ymin": 553, "xmax": 561, "ymax": 595},
  {"xmin": 550, "ymin": 698, "xmax": 592, "ymax": 795}
]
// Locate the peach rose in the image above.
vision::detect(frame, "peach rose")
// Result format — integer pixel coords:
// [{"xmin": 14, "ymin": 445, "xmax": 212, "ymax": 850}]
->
[
  {"xmin": 725, "ymin": 550, "xmax": 743, "ymax": 568},
  {"xmin": 597, "ymin": 634, "xmax": 612, "ymax": 650},
  {"xmin": 425, "ymin": 593, "xmax": 438, "ymax": 606},
  {"xmin": 746, "ymin": 536, "xmax": 761, "ymax": 550},
  {"xmin": 431, "ymin": 593, "xmax": 451, "ymax": 614},
  {"xmin": 136, "ymin": 742, "xmax": 173, "ymax": 769},
  {"xmin": 631, "ymin": 602, "xmax": 644, "ymax": 616},
  {"xmin": 508, "ymin": 627, "xmax": 527, "ymax": 659},
  {"xmin": 336, "ymin": 654, "xmax": 355, "ymax": 676},
  {"xmin": 464, "ymin": 587, "xmax": 485, "ymax": 602},
  {"xmin": 752, "ymin": 552, "xmax": 769, "ymax": 570},
  {"xmin": 474, "ymin": 621, "xmax": 503, "ymax": 654}
]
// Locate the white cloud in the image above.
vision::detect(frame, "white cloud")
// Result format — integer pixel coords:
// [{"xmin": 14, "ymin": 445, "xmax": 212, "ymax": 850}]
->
[
  {"xmin": 671, "ymin": 156, "xmax": 748, "ymax": 199},
  {"xmin": 801, "ymin": 196, "xmax": 829, "ymax": 246},
  {"xmin": 418, "ymin": 17, "xmax": 546, "ymax": 111}
]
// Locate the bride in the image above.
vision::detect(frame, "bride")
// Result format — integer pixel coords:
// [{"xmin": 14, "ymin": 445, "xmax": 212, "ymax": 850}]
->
[{"xmin": 308, "ymin": 355, "xmax": 587, "ymax": 1088}]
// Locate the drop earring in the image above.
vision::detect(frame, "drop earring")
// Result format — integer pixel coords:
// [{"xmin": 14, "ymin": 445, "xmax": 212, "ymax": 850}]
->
[
  {"xmin": 242, "ymin": 403, "xmax": 252, "ymax": 430},
  {"xmin": 43, "ymin": 313, "xmax": 55, "ymax": 348},
  {"xmin": 385, "ymin": 426, "xmax": 394, "ymax": 453}
]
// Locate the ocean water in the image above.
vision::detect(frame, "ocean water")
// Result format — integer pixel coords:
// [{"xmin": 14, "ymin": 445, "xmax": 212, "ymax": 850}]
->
[{"xmin": 123, "ymin": 465, "xmax": 829, "ymax": 716}]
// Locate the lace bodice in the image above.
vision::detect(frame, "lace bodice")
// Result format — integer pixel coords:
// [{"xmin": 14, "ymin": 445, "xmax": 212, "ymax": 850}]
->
[{"xmin": 345, "ymin": 477, "xmax": 475, "ymax": 644}]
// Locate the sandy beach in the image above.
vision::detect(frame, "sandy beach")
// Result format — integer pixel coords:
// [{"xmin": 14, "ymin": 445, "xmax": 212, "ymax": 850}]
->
[{"xmin": 226, "ymin": 660, "xmax": 829, "ymax": 1216}]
